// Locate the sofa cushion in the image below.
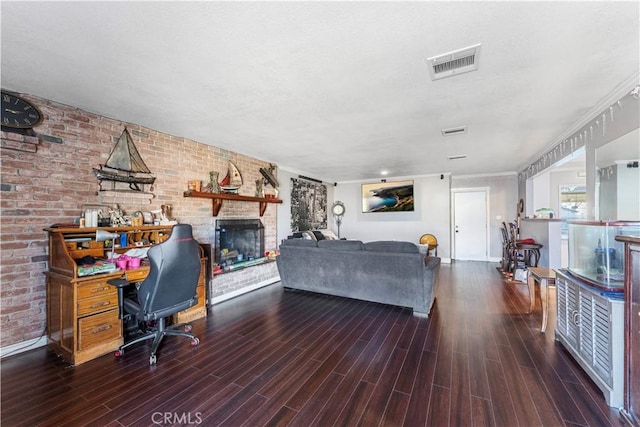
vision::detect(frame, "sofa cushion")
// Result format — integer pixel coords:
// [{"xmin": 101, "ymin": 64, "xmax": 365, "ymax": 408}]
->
[
  {"xmin": 311, "ymin": 230, "xmax": 326, "ymax": 241},
  {"xmin": 317, "ymin": 229, "xmax": 339, "ymax": 240},
  {"xmin": 301, "ymin": 231, "xmax": 317, "ymax": 240},
  {"xmin": 282, "ymin": 239, "xmax": 318, "ymax": 247},
  {"xmin": 317, "ymin": 239, "xmax": 363, "ymax": 251},
  {"xmin": 362, "ymin": 241, "xmax": 418, "ymax": 253}
]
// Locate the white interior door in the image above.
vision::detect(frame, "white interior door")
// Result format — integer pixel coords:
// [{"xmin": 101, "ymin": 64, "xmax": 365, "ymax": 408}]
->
[{"xmin": 453, "ymin": 190, "xmax": 488, "ymax": 261}]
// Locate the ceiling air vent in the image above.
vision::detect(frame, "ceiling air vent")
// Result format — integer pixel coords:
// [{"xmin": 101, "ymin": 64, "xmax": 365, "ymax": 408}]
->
[
  {"xmin": 441, "ymin": 126, "xmax": 467, "ymax": 136},
  {"xmin": 427, "ymin": 43, "xmax": 481, "ymax": 81},
  {"xmin": 448, "ymin": 155, "xmax": 467, "ymax": 160}
]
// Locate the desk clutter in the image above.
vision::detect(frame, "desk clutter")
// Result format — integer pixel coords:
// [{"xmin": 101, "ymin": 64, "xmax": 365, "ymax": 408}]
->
[
  {"xmin": 75, "ymin": 252, "xmax": 148, "ymax": 277},
  {"xmin": 76, "ymin": 256, "xmax": 117, "ymax": 276},
  {"xmin": 79, "ymin": 204, "xmax": 177, "ymax": 228}
]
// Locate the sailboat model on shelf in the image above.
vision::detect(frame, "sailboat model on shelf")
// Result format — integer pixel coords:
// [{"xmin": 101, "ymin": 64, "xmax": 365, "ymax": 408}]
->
[
  {"xmin": 219, "ymin": 161, "xmax": 243, "ymax": 194},
  {"xmin": 93, "ymin": 128, "xmax": 156, "ymax": 191}
]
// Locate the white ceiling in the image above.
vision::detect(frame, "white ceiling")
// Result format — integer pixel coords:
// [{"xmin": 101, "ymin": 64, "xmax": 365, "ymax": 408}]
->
[{"xmin": 2, "ymin": 1, "xmax": 639, "ymax": 183}]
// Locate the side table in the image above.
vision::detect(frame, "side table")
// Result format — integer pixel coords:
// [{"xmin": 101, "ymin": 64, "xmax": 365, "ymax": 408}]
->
[{"xmin": 527, "ymin": 267, "xmax": 556, "ymax": 333}]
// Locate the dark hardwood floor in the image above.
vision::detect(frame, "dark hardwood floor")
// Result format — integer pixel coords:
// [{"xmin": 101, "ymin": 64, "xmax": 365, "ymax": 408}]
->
[{"xmin": 1, "ymin": 261, "xmax": 624, "ymax": 426}]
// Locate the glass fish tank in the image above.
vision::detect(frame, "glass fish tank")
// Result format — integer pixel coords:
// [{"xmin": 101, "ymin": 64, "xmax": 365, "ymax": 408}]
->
[{"xmin": 567, "ymin": 220, "xmax": 640, "ymax": 291}]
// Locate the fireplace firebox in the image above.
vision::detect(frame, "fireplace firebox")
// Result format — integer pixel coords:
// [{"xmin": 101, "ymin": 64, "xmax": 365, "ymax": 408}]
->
[{"xmin": 215, "ymin": 219, "xmax": 265, "ymax": 267}]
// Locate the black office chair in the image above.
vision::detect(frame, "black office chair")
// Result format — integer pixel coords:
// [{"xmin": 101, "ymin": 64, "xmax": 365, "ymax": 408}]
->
[{"xmin": 109, "ymin": 224, "xmax": 201, "ymax": 364}]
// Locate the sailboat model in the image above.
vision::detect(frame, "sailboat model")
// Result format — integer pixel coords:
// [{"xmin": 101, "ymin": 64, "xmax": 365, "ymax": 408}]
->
[
  {"xmin": 93, "ymin": 128, "xmax": 156, "ymax": 191},
  {"xmin": 219, "ymin": 161, "xmax": 243, "ymax": 193}
]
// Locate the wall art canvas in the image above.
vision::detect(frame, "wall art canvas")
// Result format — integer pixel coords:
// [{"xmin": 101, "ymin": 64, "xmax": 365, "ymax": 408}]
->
[
  {"xmin": 362, "ymin": 180, "xmax": 414, "ymax": 213},
  {"xmin": 291, "ymin": 177, "xmax": 327, "ymax": 231}
]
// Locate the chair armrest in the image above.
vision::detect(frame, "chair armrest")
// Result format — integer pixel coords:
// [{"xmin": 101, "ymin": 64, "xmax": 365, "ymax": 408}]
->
[
  {"xmin": 107, "ymin": 278, "xmax": 134, "ymax": 319},
  {"xmin": 107, "ymin": 278, "xmax": 132, "ymax": 288}
]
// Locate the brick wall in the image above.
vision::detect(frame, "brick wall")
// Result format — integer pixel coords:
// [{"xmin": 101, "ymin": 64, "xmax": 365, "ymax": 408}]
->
[
  {"xmin": 210, "ymin": 261, "xmax": 280, "ymax": 302},
  {"xmin": 0, "ymin": 93, "xmax": 280, "ymax": 349}
]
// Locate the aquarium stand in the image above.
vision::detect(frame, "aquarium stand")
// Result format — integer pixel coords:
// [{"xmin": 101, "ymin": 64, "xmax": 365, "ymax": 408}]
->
[{"xmin": 555, "ymin": 269, "xmax": 624, "ymax": 407}]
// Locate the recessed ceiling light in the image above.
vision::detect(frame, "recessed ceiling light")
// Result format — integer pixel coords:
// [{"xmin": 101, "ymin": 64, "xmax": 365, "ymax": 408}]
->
[
  {"xmin": 448, "ymin": 155, "xmax": 467, "ymax": 160},
  {"xmin": 381, "ymin": 170, "xmax": 388, "ymax": 176},
  {"xmin": 441, "ymin": 126, "xmax": 468, "ymax": 136}
]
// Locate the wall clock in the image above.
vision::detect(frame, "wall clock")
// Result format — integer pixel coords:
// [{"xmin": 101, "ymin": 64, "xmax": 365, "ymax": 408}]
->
[
  {"xmin": 331, "ymin": 201, "xmax": 345, "ymax": 238},
  {"xmin": 332, "ymin": 201, "xmax": 345, "ymax": 217},
  {"xmin": 1, "ymin": 91, "xmax": 43, "ymax": 134}
]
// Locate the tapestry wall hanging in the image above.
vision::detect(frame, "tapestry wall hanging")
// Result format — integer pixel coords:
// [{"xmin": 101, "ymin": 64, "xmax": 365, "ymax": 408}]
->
[{"xmin": 290, "ymin": 177, "xmax": 327, "ymax": 232}]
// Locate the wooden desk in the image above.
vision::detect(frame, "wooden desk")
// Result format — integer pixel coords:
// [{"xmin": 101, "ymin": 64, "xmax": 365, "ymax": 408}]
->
[
  {"xmin": 45, "ymin": 225, "xmax": 206, "ymax": 365},
  {"xmin": 527, "ymin": 267, "xmax": 556, "ymax": 333}
]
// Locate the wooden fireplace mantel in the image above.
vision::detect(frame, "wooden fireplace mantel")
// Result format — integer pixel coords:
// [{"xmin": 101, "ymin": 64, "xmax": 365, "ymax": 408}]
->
[{"xmin": 183, "ymin": 191, "xmax": 282, "ymax": 217}]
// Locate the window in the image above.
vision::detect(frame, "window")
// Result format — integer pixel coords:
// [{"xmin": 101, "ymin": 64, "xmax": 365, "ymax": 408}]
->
[{"xmin": 559, "ymin": 185, "xmax": 587, "ymax": 235}]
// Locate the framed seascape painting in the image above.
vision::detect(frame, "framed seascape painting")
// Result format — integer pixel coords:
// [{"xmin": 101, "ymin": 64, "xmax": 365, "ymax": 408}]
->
[{"xmin": 362, "ymin": 180, "xmax": 414, "ymax": 213}]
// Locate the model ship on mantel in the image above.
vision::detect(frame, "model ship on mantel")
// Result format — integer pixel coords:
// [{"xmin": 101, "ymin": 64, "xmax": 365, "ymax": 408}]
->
[
  {"xmin": 219, "ymin": 161, "xmax": 243, "ymax": 193},
  {"xmin": 93, "ymin": 128, "xmax": 156, "ymax": 191}
]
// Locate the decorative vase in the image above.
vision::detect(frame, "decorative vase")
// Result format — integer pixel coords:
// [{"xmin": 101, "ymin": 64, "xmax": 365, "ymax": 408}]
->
[
  {"xmin": 209, "ymin": 171, "xmax": 220, "ymax": 193},
  {"xmin": 255, "ymin": 179, "xmax": 264, "ymax": 198}
]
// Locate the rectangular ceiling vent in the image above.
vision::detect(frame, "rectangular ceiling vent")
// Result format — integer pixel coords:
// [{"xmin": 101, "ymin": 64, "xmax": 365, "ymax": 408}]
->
[
  {"xmin": 441, "ymin": 126, "xmax": 467, "ymax": 136},
  {"xmin": 448, "ymin": 155, "xmax": 467, "ymax": 160},
  {"xmin": 427, "ymin": 43, "xmax": 481, "ymax": 81}
]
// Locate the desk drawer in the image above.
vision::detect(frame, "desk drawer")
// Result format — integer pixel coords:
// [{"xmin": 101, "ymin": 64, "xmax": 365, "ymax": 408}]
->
[
  {"xmin": 78, "ymin": 309, "xmax": 121, "ymax": 351},
  {"xmin": 78, "ymin": 279, "xmax": 115, "ymax": 300},
  {"xmin": 125, "ymin": 267, "xmax": 149, "ymax": 283},
  {"xmin": 77, "ymin": 293, "xmax": 119, "ymax": 317}
]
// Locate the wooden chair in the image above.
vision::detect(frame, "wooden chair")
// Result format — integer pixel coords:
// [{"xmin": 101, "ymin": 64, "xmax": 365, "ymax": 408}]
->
[
  {"xmin": 500, "ymin": 222, "xmax": 511, "ymax": 272},
  {"xmin": 506, "ymin": 222, "xmax": 542, "ymax": 280}
]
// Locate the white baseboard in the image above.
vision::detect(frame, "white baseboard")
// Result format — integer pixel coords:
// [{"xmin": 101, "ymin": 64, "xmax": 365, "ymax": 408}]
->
[
  {"xmin": 448, "ymin": 257, "xmax": 500, "ymax": 263},
  {"xmin": 1, "ymin": 335, "xmax": 48, "ymax": 359},
  {"xmin": 209, "ymin": 275, "xmax": 281, "ymax": 306}
]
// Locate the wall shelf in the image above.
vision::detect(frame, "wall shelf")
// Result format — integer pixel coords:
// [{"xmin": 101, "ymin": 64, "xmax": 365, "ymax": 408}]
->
[{"xmin": 183, "ymin": 191, "xmax": 282, "ymax": 217}]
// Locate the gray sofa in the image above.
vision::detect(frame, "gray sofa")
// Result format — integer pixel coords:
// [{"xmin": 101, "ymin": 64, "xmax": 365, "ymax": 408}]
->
[{"xmin": 276, "ymin": 239, "xmax": 440, "ymax": 316}]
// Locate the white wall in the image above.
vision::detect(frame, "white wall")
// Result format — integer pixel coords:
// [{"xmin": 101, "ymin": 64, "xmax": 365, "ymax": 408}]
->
[
  {"xmin": 276, "ymin": 168, "xmax": 519, "ymax": 263},
  {"xmin": 532, "ymin": 172, "xmax": 551, "ymax": 215},
  {"xmin": 333, "ymin": 175, "xmax": 452, "ymax": 259},
  {"xmin": 599, "ymin": 164, "xmax": 618, "ymax": 220},
  {"xmin": 617, "ymin": 163, "xmax": 640, "ymax": 220},
  {"xmin": 598, "ymin": 162, "xmax": 640, "ymax": 221}
]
